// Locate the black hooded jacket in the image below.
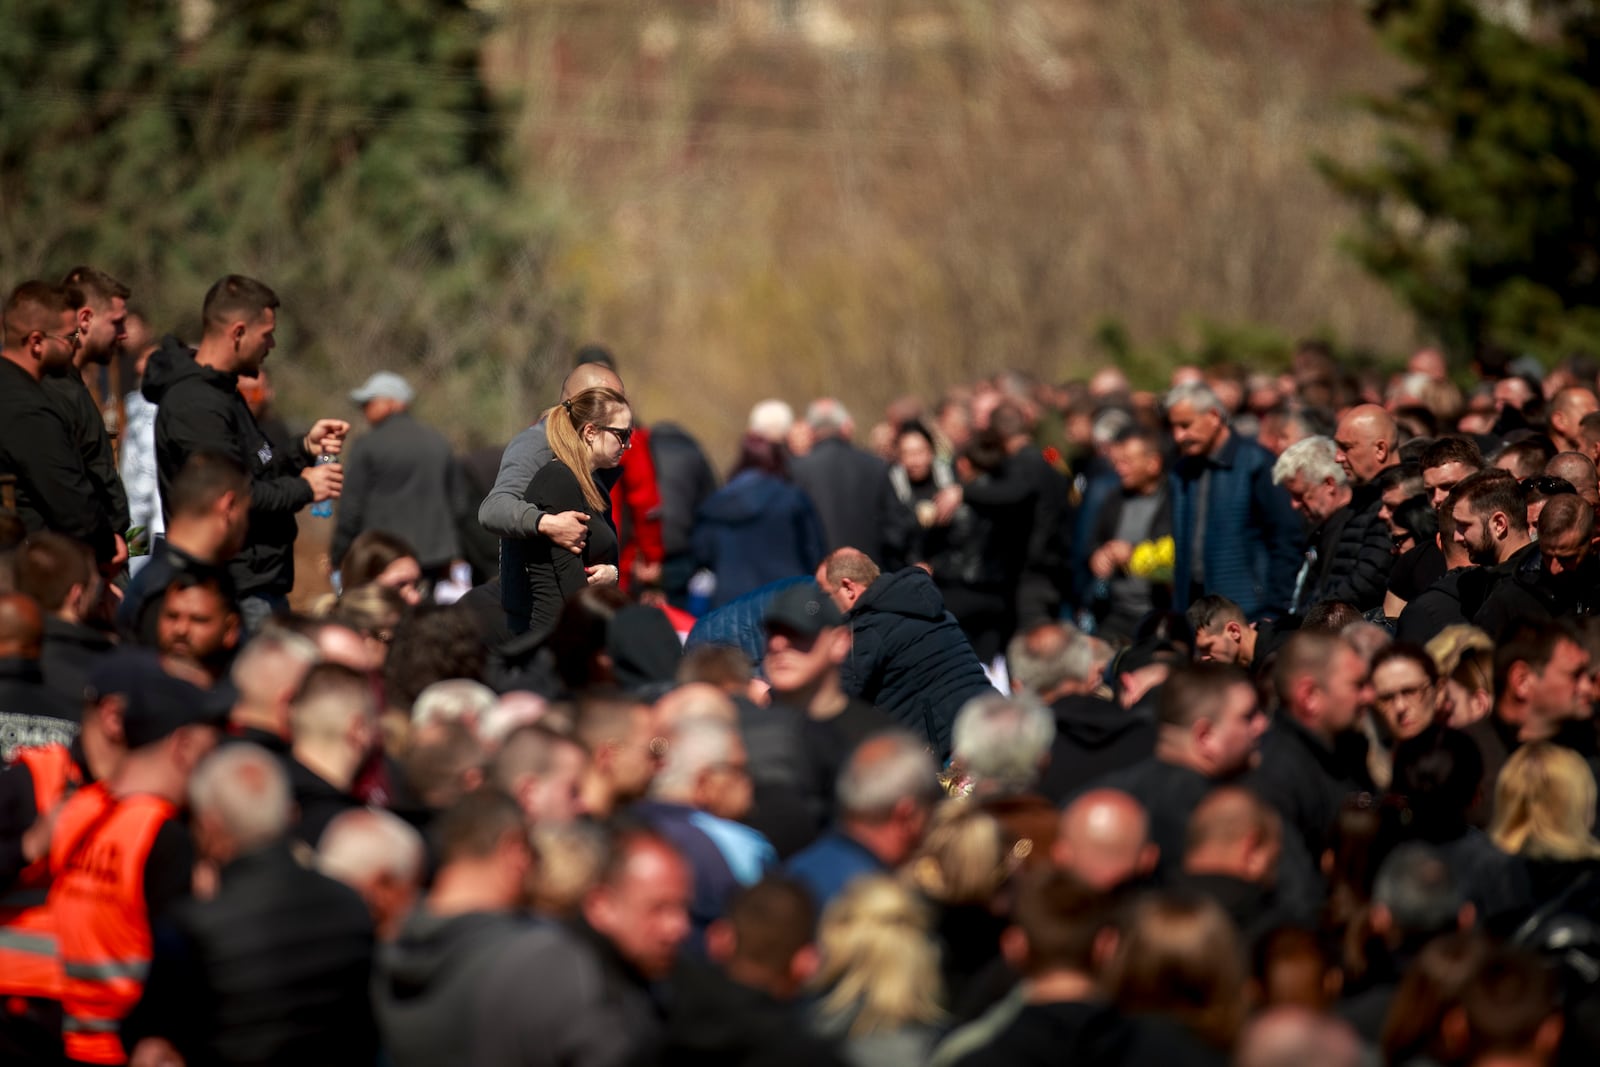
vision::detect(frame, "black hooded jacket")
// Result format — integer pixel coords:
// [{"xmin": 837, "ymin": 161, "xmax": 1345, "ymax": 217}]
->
[
  {"xmin": 143, "ymin": 336, "xmax": 313, "ymax": 598},
  {"xmin": 840, "ymin": 567, "xmax": 997, "ymax": 757},
  {"xmin": 1038, "ymin": 695, "xmax": 1156, "ymax": 804}
]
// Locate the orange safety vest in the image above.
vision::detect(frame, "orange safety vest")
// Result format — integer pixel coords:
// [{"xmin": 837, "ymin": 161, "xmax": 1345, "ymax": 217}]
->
[
  {"xmin": 48, "ymin": 783, "xmax": 176, "ymax": 1066},
  {"xmin": 0, "ymin": 744, "xmax": 83, "ymax": 999}
]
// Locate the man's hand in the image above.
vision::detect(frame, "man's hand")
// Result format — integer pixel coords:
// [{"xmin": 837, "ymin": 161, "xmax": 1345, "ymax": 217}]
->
[
  {"xmin": 130, "ymin": 1037, "xmax": 186, "ymax": 1067},
  {"xmin": 109, "ymin": 533, "xmax": 129, "ymax": 571},
  {"xmin": 537, "ymin": 511, "xmax": 590, "ymax": 554},
  {"xmin": 1089, "ymin": 540, "xmax": 1134, "ymax": 579},
  {"xmin": 20, "ymin": 805, "xmax": 58, "ymax": 865},
  {"xmin": 303, "ymin": 418, "xmax": 351, "ymax": 457},
  {"xmin": 301, "ymin": 462, "xmax": 343, "ymax": 503},
  {"xmin": 934, "ymin": 485, "xmax": 964, "ymax": 525},
  {"xmin": 586, "ymin": 563, "xmax": 619, "ymax": 586}
]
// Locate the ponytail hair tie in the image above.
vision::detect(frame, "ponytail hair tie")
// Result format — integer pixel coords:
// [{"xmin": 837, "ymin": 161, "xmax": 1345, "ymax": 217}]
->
[{"xmin": 562, "ymin": 399, "xmax": 574, "ymax": 415}]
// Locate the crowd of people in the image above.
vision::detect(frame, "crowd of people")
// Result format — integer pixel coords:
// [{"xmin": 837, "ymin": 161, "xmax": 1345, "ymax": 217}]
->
[{"xmin": 3, "ymin": 269, "xmax": 1600, "ymax": 1067}]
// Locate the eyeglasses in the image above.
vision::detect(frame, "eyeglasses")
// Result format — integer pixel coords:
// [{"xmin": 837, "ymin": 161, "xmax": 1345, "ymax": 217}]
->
[
  {"xmin": 1374, "ymin": 682, "xmax": 1432, "ymax": 708},
  {"xmin": 1522, "ymin": 475, "xmax": 1575, "ymax": 497},
  {"xmin": 600, "ymin": 425, "xmax": 633, "ymax": 448},
  {"xmin": 40, "ymin": 328, "xmax": 80, "ymax": 349}
]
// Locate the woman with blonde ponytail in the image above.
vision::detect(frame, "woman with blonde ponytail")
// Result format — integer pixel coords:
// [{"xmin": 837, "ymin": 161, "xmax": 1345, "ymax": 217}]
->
[{"xmin": 501, "ymin": 386, "xmax": 631, "ymax": 636}]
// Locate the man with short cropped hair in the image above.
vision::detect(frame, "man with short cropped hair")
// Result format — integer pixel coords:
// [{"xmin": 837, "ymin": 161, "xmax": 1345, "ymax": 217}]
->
[
  {"xmin": 636, "ymin": 716, "xmax": 776, "ymax": 937},
  {"xmin": 43, "ymin": 268, "xmax": 132, "ymax": 570},
  {"xmin": 0, "ymin": 281, "xmax": 118, "ymax": 562},
  {"xmin": 818, "ymin": 547, "xmax": 996, "ymax": 757},
  {"xmin": 1177, "ymin": 787, "xmax": 1286, "ymax": 948},
  {"xmin": 0, "ymin": 594, "xmax": 81, "ymax": 760},
  {"xmin": 1545, "ymin": 451, "xmax": 1599, "ymax": 506},
  {"xmin": 287, "ymin": 663, "xmax": 379, "ymax": 847},
  {"xmin": 1051, "ymin": 789, "xmax": 1159, "ymax": 893},
  {"xmin": 1475, "ymin": 494, "xmax": 1596, "ymax": 637},
  {"xmin": 1090, "ymin": 662, "xmax": 1265, "ymax": 880},
  {"xmin": 155, "ymin": 574, "xmax": 241, "ymax": 688},
  {"xmin": 786, "ymin": 730, "xmax": 941, "ymax": 909},
  {"xmin": 1421, "ymin": 436, "xmax": 1485, "ymax": 508},
  {"xmin": 1251, "ymin": 632, "xmax": 1374, "ymax": 858},
  {"xmin": 124, "ymin": 744, "xmax": 377, "ymax": 1067},
  {"xmin": 16, "ymin": 533, "xmax": 110, "ymax": 706},
  {"xmin": 117, "ymin": 451, "xmax": 250, "ymax": 644},
  {"xmin": 1548, "ymin": 385, "xmax": 1599, "ymax": 454},
  {"xmin": 1273, "ymin": 435, "xmax": 1392, "ymax": 613},
  {"xmin": 144, "ymin": 275, "xmax": 349, "ymax": 630},
  {"xmin": 791, "ymin": 397, "xmax": 896, "ymax": 562},
  {"xmin": 1451, "ymin": 470, "xmax": 1536, "ymax": 620},
  {"xmin": 1167, "ymin": 382, "xmax": 1302, "ymax": 618},
  {"xmin": 224, "ymin": 628, "xmax": 318, "ymax": 753},
  {"xmin": 318, "ymin": 807, "xmax": 425, "ymax": 942},
  {"xmin": 1186, "ymin": 595, "xmax": 1259, "ymax": 667},
  {"xmin": 491, "ymin": 723, "xmax": 589, "ymax": 826}
]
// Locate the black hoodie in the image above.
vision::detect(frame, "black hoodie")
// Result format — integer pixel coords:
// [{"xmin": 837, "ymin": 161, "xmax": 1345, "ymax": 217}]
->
[
  {"xmin": 143, "ymin": 336, "xmax": 313, "ymax": 598},
  {"xmin": 1038, "ymin": 694, "xmax": 1156, "ymax": 804}
]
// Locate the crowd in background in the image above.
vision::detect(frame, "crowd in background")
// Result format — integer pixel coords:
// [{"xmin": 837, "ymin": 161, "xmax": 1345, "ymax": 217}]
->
[{"xmin": 3, "ymin": 270, "xmax": 1600, "ymax": 1066}]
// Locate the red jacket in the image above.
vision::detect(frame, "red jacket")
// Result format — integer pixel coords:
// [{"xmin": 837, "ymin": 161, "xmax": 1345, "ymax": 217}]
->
[{"xmin": 610, "ymin": 424, "xmax": 664, "ymax": 591}]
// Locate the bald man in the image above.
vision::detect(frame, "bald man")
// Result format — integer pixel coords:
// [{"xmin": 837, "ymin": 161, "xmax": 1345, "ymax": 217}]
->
[
  {"xmin": 1051, "ymin": 789, "xmax": 1158, "ymax": 892},
  {"xmin": 1176, "ymin": 787, "xmax": 1285, "ymax": 947},
  {"xmin": 1332, "ymin": 404, "xmax": 1400, "ymax": 487},
  {"xmin": 1546, "ymin": 452, "xmax": 1600, "ymax": 507},
  {"xmin": 1548, "ymin": 387, "xmax": 1600, "ymax": 454},
  {"xmin": 478, "ymin": 361, "xmax": 627, "ymax": 550},
  {"xmin": 1235, "ymin": 1008, "xmax": 1364, "ymax": 1067},
  {"xmin": 0, "ymin": 593, "xmax": 82, "ymax": 759}
]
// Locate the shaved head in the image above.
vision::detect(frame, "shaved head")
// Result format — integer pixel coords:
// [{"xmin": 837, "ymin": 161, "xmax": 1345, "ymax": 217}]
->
[
  {"xmin": 561, "ymin": 363, "xmax": 624, "ymax": 401},
  {"xmin": 654, "ymin": 682, "xmax": 737, "ymax": 732},
  {"xmin": 1334, "ymin": 404, "xmax": 1400, "ymax": 485},
  {"xmin": 0, "ymin": 594, "xmax": 43, "ymax": 659},
  {"xmin": 1547, "ymin": 452, "xmax": 1599, "ymax": 505},
  {"xmin": 1053, "ymin": 789, "xmax": 1154, "ymax": 891}
]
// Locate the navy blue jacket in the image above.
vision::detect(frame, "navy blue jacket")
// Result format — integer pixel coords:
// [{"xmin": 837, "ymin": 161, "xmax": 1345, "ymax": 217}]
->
[
  {"xmin": 684, "ymin": 576, "xmax": 811, "ymax": 668},
  {"xmin": 840, "ymin": 567, "xmax": 997, "ymax": 757},
  {"xmin": 692, "ymin": 471, "xmax": 826, "ymax": 610},
  {"xmin": 1170, "ymin": 431, "xmax": 1302, "ymax": 618}
]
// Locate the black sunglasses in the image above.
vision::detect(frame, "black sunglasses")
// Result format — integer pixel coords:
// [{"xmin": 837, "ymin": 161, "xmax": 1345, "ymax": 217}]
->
[{"xmin": 599, "ymin": 425, "xmax": 633, "ymax": 448}]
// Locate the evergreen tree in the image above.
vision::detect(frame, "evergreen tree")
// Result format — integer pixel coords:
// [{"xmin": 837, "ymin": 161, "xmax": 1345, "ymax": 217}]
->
[{"xmin": 1320, "ymin": 0, "xmax": 1600, "ymax": 364}]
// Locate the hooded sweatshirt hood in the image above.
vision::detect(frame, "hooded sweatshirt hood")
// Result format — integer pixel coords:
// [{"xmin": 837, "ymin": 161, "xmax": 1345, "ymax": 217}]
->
[
  {"xmin": 852, "ymin": 566, "xmax": 945, "ymax": 622},
  {"xmin": 142, "ymin": 335, "xmax": 234, "ymax": 405}
]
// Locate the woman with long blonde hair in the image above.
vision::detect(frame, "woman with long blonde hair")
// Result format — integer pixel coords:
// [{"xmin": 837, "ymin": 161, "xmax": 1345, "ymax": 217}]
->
[
  {"xmin": 808, "ymin": 876, "xmax": 944, "ymax": 1067},
  {"xmin": 1490, "ymin": 742, "xmax": 1600, "ymax": 920},
  {"xmin": 500, "ymin": 386, "xmax": 629, "ymax": 637}
]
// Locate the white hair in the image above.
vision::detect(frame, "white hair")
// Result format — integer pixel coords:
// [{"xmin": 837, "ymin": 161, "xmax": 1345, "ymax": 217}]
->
[
  {"xmin": 478, "ymin": 691, "xmax": 550, "ymax": 748},
  {"xmin": 189, "ymin": 743, "xmax": 292, "ymax": 852},
  {"xmin": 1273, "ymin": 435, "xmax": 1347, "ymax": 488},
  {"xmin": 837, "ymin": 730, "xmax": 940, "ymax": 819},
  {"xmin": 651, "ymin": 716, "xmax": 741, "ymax": 801},
  {"xmin": 951, "ymin": 693, "xmax": 1055, "ymax": 793},
  {"xmin": 1164, "ymin": 381, "xmax": 1227, "ymax": 417},
  {"xmin": 318, "ymin": 807, "xmax": 426, "ymax": 889},
  {"xmin": 748, "ymin": 399, "xmax": 796, "ymax": 442},
  {"xmin": 413, "ymin": 679, "xmax": 498, "ymax": 732},
  {"xmin": 805, "ymin": 397, "xmax": 853, "ymax": 437}
]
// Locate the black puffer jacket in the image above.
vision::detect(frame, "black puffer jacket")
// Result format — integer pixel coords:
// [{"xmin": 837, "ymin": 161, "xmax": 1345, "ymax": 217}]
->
[
  {"xmin": 1312, "ymin": 489, "xmax": 1395, "ymax": 611},
  {"xmin": 144, "ymin": 337, "xmax": 314, "ymax": 598},
  {"xmin": 840, "ymin": 567, "xmax": 997, "ymax": 757}
]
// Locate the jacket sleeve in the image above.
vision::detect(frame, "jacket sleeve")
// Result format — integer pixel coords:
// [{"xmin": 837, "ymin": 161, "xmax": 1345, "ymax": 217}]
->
[
  {"xmin": 532, "ymin": 465, "xmax": 594, "ymax": 600},
  {"xmin": 73, "ymin": 385, "xmax": 130, "ymax": 533},
  {"xmin": 618, "ymin": 435, "xmax": 665, "ymax": 565},
  {"xmin": 1320, "ymin": 509, "xmax": 1396, "ymax": 611},
  {"xmin": 1252, "ymin": 458, "xmax": 1305, "ymax": 616},
  {"xmin": 840, "ymin": 619, "xmax": 886, "ymax": 702},
  {"xmin": 330, "ymin": 438, "xmax": 368, "ymax": 567},
  {"xmin": 15, "ymin": 406, "xmax": 116, "ymax": 561},
  {"xmin": 479, "ymin": 427, "xmax": 552, "ymax": 538},
  {"xmin": 796, "ymin": 491, "xmax": 827, "ymax": 570}
]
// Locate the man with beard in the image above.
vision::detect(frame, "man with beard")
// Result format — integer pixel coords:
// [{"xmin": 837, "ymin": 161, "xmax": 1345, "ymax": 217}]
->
[
  {"xmin": 1449, "ymin": 469, "xmax": 1536, "ymax": 625},
  {"xmin": 43, "ymin": 267, "xmax": 132, "ymax": 571},
  {"xmin": 155, "ymin": 574, "xmax": 242, "ymax": 688},
  {"xmin": 1475, "ymin": 494, "xmax": 1595, "ymax": 638}
]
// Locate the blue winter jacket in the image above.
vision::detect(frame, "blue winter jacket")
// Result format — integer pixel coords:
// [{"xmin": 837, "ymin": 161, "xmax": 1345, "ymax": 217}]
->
[
  {"xmin": 1170, "ymin": 431, "xmax": 1303, "ymax": 619},
  {"xmin": 692, "ymin": 471, "xmax": 826, "ymax": 610}
]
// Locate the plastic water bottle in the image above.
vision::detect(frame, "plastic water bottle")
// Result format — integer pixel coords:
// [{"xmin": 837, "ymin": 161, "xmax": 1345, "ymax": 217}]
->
[{"xmin": 309, "ymin": 452, "xmax": 337, "ymax": 518}]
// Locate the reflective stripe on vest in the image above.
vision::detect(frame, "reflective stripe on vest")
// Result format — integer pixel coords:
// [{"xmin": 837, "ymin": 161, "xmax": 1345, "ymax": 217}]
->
[
  {"xmin": 0, "ymin": 743, "xmax": 81, "ymax": 998},
  {"xmin": 64, "ymin": 959, "xmax": 150, "ymax": 983},
  {"xmin": 63, "ymin": 1015, "xmax": 121, "ymax": 1034}
]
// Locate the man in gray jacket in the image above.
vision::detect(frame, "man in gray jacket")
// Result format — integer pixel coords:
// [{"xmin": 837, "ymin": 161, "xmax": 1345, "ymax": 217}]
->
[{"xmin": 477, "ymin": 361, "xmax": 627, "ymax": 557}]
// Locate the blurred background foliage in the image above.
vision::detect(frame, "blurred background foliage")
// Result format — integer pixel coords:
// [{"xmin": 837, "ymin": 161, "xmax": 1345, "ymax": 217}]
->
[{"xmin": 3, "ymin": 0, "xmax": 1597, "ymax": 461}]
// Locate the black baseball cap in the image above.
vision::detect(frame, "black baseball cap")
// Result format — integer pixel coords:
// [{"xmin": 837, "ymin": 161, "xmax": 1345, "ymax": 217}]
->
[
  {"xmin": 87, "ymin": 650, "xmax": 232, "ymax": 749},
  {"xmin": 763, "ymin": 581, "xmax": 845, "ymax": 638}
]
